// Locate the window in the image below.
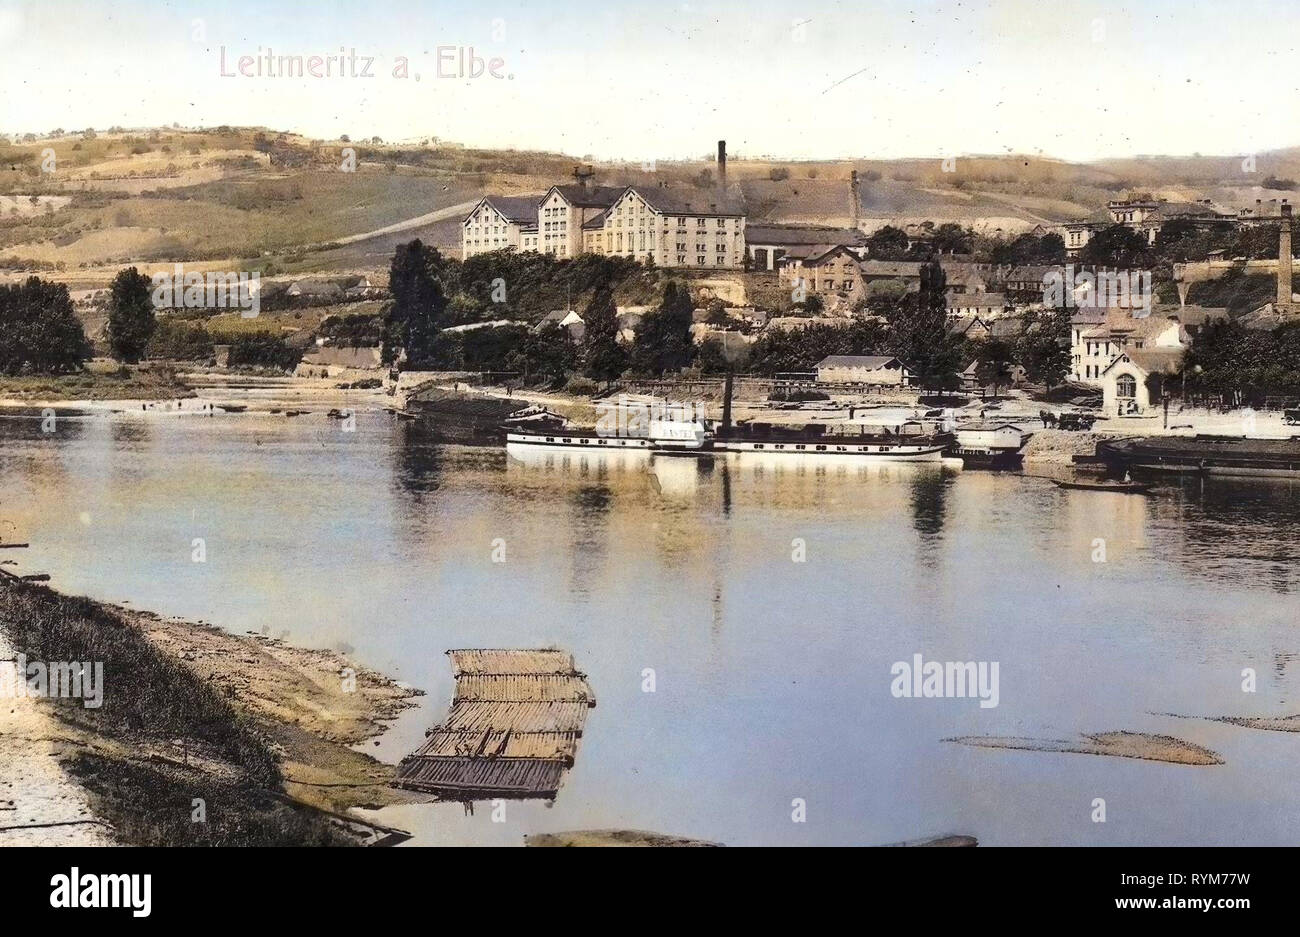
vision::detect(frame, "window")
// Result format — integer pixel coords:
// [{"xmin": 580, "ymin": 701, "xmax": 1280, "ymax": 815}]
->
[{"xmin": 1116, "ymin": 375, "xmax": 1137, "ymax": 399}]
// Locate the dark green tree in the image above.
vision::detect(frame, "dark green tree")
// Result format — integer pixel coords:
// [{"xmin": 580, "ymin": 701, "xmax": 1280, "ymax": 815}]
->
[
  {"xmin": 383, "ymin": 239, "xmax": 449, "ymax": 367},
  {"xmin": 106, "ymin": 266, "xmax": 156, "ymax": 363},
  {"xmin": 631, "ymin": 281, "xmax": 694, "ymax": 375},
  {"xmin": 0, "ymin": 277, "xmax": 90, "ymax": 374},
  {"xmin": 582, "ymin": 287, "xmax": 625, "ymax": 384},
  {"xmin": 887, "ymin": 257, "xmax": 959, "ymax": 393},
  {"xmin": 866, "ymin": 225, "xmax": 910, "ymax": 259},
  {"xmin": 973, "ymin": 339, "xmax": 1014, "ymax": 397},
  {"xmin": 1079, "ymin": 224, "xmax": 1154, "ymax": 268},
  {"xmin": 1016, "ymin": 308, "xmax": 1071, "ymax": 389}
]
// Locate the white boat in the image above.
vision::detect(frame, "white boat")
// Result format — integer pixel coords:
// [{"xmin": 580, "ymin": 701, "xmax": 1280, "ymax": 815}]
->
[
  {"xmin": 716, "ymin": 438, "xmax": 947, "ymax": 461},
  {"xmin": 505, "ymin": 418, "xmax": 710, "ymax": 455}
]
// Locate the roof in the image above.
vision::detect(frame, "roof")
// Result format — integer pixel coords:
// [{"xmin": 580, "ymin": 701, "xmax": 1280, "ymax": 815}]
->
[
  {"xmin": 946, "ymin": 292, "xmax": 1008, "ymax": 309},
  {"xmin": 989, "ymin": 317, "xmax": 1027, "ymax": 338},
  {"xmin": 627, "ymin": 185, "xmax": 746, "ymax": 217},
  {"xmin": 547, "ymin": 184, "xmax": 625, "ymax": 209},
  {"xmin": 815, "ymin": 355, "xmax": 904, "ymax": 370},
  {"xmin": 1101, "ymin": 348, "xmax": 1184, "ymax": 377},
  {"xmin": 746, "ymin": 224, "xmax": 866, "ymax": 247},
  {"xmin": 471, "ymin": 195, "xmax": 541, "ymax": 226},
  {"xmin": 946, "ymin": 315, "xmax": 988, "ymax": 337},
  {"xmin": 859, "ymin": 260, "xmax": 924, "ymax": 277}
]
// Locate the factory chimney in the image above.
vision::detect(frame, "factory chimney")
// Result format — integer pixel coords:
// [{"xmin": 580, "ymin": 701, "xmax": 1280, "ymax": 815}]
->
[
  {"xmin": 850, "ymin": 170, "xmax": 861, "ymax": 230},
  {"xmin": 717, "ymin": 140, "xmax": 727, "ymax": 190},
  {"xmin": 1280, "ymin": 201, "xmax": 1293, "ymax": 307}
]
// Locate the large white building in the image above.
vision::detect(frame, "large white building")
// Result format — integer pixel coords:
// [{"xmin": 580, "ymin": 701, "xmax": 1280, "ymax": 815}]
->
[{"xmin": 463, "ymin": 184, "xmax": 747, "ymax": 269}]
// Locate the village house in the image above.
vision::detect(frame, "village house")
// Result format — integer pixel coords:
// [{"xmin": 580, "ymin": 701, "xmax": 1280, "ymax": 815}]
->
[
  {"xmin": 536, "ymin": 184, "xmax": 626, "ymax": 258},
  {"xmin": 780, "ymin": 244, "xmax": 868, "ymax": 299},
  {"xmin": 463, "ymin": 143, "xmax": 747, "ymax": 268},
  {"xmin": 1100, "ymin": 349, "xmax": 1183, "ymax": 417},
  {"xmin": 535, "ymin": 309, "xmax": 585, "ymax": 342},
  {"xmin": 946, "ymin": 291, "xmax": 1010, "ymax": 319},
  {"xmin": 947, "ymin": 315, "xmax": 991, "ymax": 341},
  {"xmin": 745, "ymin": 224, "xmax": 867, "ymax": 272},
  {"xmin": 814, "ymin": 354, "xmax": 912, "ymax": 386},
  {"xmin": 1062, "ymin": 198, "xmax": 1236, "ymax": 256},
  {"xmin": 1068, "ymin": 307, "xmax": 1220, "ymax": 385}
]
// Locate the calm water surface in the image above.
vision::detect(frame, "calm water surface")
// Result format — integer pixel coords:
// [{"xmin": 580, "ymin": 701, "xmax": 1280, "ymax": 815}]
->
[{"xmin": 2, "ymin": 409, "xmax": 1300, "ymax": 845}]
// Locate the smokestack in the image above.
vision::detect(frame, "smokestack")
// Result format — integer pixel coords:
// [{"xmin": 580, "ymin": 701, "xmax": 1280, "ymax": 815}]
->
[
  {"xmin": 1280, "ymin": 201, "xmax": 1293, "ymax": 307},
  {"xmin": 717, "ymin": 140, "xmax": 727, "ymax": 190},
  {"xmin": 850, "ymin": 170, "xmax": 861, "ymax": 230}
]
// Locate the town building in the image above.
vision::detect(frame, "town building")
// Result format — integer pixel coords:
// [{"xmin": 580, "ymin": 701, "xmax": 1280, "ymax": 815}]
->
[
  {"xmin": 581, "ymin": 184, "xmax": 746, "ymax": 268},
  {"xmin": 814, "ymin": 355, "xmax": 911, "ymax": 386},
  {"xmin": 537, "ymin": 185, "xmax": 626, "ymax": 258},
  {"xmin": 1100, "ymin": 349, "xmax": 1182, "ymax": 416},
  {"xmin": 461, "ymin": 196, "xmax": 541, "ymax": 257},
  {"xmin": 1062, "ymin": 199, "xmax": 1236, "ymax": 256},
  {"xmin": 745, "ymin": 224, "xmax": 867, "ymax": 272}
]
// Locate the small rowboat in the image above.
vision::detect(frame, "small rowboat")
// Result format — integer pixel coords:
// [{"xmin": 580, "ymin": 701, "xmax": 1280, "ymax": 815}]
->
[{"xmin": 1052, "ymin": 478, "xmax": 1152, "ymax": 493}]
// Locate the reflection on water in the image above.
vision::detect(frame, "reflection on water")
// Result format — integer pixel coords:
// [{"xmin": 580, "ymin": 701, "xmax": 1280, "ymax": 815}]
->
[{"xmin": 2, "ymin": 414, "xmax": 1300, "ymax": 844}]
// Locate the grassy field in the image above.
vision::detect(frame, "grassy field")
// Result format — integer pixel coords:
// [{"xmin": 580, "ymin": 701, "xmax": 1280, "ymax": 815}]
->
[
  {"xmin": 5, "ymin": 125, "xmax": 1300, "ymax": 286},
  {"xmin": 0, "ymin": 364, "xmax": 192, "ymax": 402}
]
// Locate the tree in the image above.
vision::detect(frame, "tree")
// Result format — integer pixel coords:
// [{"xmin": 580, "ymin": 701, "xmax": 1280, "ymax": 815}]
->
[
  {"xmin": 973, "ymin": 339, "xmax": 1014, "ymax": 398},
  {"xmin": 1079, "ymin": 224, "xmax": 1153, "ymax": 268},
  {"xmin": 887, "ymin": 257, "xmax": 959, "ymax": 393},
  {"xmin": 1016, "ymin": 308, "xmax": 1071, "ymax": 389},
  {"xmin": 0, "ymin": 277, "xmax": 90, "ymax": 374},
  {"xmin": 798, "ymin": 292, "xmax": 826, "ymax": 316},
  {"xmin": 630, "ymin": 280, "xmax": 694, "ymax": 375},
  {"xmin": 866, "ymin": 225, "xmax": 909, "ymax": 259},
  {"xmin": 383, "ymin": 240, "xmax": 448, "ymax": 367},
  {"xmin": 106, "ymin": 267, "xmax": 156, "ymax": 363},
  {"xmin": 582, "ymin": 287, "xmax": 624, "ymax": 384}
]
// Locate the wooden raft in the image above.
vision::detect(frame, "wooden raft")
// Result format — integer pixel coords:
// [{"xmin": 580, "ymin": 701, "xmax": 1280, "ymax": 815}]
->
[{"xmin": 392, "ymin": 649, "xmax": 596, "ymax": 800}]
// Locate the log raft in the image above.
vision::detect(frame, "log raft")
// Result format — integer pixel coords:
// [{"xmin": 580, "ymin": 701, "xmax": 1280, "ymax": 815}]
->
[{"xmin": 392, "ymin": 649, "xmax": 595, "ymax": 801}]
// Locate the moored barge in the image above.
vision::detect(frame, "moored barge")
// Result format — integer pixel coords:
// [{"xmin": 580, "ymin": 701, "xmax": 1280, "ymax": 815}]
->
[{"xmin": 1098, "ymin": 435, "xmax": 1300, "ymax": 478}]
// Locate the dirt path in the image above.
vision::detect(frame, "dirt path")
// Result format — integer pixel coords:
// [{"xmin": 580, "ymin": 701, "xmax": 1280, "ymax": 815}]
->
[
  {"xmin": 0, "ymin": 634, "xmax": 115, "ymax": 846},
  {"xmin": 316, "ymin": 199, "xmax": 479, "ymax": 248}
]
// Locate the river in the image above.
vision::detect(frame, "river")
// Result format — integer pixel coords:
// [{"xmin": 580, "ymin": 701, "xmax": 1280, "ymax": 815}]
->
[{"xmin": 2, "ymin": 407, "xmax": 1300, "ymax": 845}]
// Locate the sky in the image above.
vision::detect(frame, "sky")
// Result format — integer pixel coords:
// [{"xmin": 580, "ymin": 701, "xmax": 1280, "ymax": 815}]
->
[{"xmin": 3, "ymin": 0, "xmax": 1300, "ymax": 163}]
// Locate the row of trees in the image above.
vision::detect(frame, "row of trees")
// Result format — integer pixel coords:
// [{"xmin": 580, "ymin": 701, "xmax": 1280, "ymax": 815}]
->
[
  {"xmin": 1183, "ymin": 318, "xmax": 1300, "ymax": 402},
  {"xmin": 380, "ymin": 243, "xmax": 1073, "ymax": 394}
]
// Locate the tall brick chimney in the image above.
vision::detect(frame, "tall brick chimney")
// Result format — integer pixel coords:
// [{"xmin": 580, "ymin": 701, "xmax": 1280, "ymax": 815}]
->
[
  {"xmin": 850, "ymin": 169, "xmax": 861, "ymax": 230},
  {"xmin": 1280, "ymin": 201, "xmax": 1292, "ymax": 307},
  {"xmin": 717, "ymin": 140, "xmax": 727, "ymax": 190}
]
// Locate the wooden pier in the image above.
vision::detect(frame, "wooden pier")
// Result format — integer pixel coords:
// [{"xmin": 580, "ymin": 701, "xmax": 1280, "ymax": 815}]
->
[{"xmin": 392, "ymin": 649, "xmax": 595, "ymax": 801}]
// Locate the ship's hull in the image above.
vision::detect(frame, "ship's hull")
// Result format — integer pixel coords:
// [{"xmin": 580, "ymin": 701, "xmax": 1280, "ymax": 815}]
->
[
  {"xmin": 716, "ymin": 439, "xmax": 947, "ymax": 461},
  {"xmin": 1099, "ymin": 437, "xmax": 1300, "ymax": 479},
  {"xmin": 506, "ymin": 430, "xmax": 657, "ymax": 452},
  {"xmin": 951, "ymin": 448, "xmax": 1025, "ymax": 470}
]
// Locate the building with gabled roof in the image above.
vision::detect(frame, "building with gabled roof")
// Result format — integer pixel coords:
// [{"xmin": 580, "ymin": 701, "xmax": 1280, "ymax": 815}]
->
[
  {"xmin": 462, "ymin": 195, "xmax": 542, "ymax": 257},
  {"xmin": 814, "ymin": 354, "xmax": 912, "ymax": 386}
]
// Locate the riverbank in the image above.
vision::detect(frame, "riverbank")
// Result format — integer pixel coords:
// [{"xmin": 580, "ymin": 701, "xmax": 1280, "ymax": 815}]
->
[{"xmin": 0, "ymin": 578, "xmax": 423, "ymax": 845}]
